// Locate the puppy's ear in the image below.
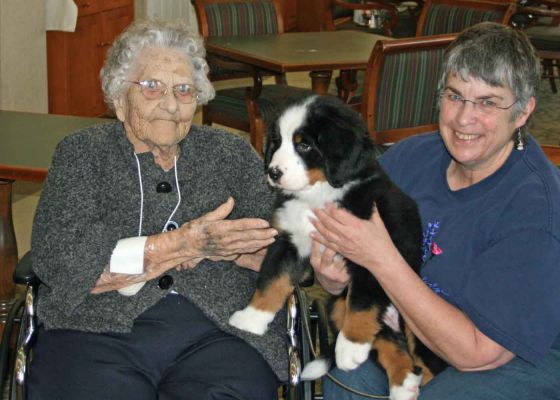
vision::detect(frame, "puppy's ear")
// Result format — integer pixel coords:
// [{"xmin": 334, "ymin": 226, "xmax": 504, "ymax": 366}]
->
[{"xmin": 316, "ymin": 100, "xmax": 374, "ymax": 187}]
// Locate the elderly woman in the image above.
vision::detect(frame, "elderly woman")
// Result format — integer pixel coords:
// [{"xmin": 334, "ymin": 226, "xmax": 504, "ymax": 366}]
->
[
  {"xmin": 28, "ymin": 20, "xmax": 284, "ymax": 399},
  {"xmin": 311, "ymin": 22, "xmax": 560, "ymax": 399}
]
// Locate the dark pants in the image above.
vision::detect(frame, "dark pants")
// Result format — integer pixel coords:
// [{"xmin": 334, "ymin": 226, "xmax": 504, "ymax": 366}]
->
[{"xmin": 27, "ymin": 294, "xmax": 279, "ymax": 400}]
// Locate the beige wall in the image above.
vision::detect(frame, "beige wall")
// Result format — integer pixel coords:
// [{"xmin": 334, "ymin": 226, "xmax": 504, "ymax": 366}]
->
[
  {"xmin": 0, "ymin": 1, "xmax": 198, "ymax": 114},
  {"xmin": 0, "ymin": 0, "xmax": 48, "ymax": 113}
]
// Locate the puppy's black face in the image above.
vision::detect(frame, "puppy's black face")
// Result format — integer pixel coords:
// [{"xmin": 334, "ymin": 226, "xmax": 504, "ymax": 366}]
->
[{"xmin": 264, "ymin": 95, "xmax": 374, "ymax": 191}]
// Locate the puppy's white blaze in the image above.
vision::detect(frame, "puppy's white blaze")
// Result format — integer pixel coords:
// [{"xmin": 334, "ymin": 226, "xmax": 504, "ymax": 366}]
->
[
  {"xmin": 301, "ymin": 359, "xmax": 330, "ymax": 381},
  {"xmin": 383, "ymin": 304, "xmax": 401, "ymax": 333},
  {"xmin": 276, "ymin": 182, "xmax": 347, "ymax": 257},
  {"xmin": 389, "ymin": 371, "xmax": 422, "ymax": 400},
  {"xmin": 228, "ymin": 306, "xmax": 275, "ymax": 336},
  {"xmin": 335, "ymin": 331, "xmax": 372, "ymax": 371},
  {"xmin": 269, "ymin": 98, "xmax": 320, "ymax": 191},
  {"xmin": 268, "ymin": 102, "xmax": 310, "ymax": 191}
]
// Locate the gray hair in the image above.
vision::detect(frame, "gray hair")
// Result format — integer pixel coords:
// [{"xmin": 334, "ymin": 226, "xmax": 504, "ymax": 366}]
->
[
  {"xmin": 101, "ymin": 19, "xmax": 215, "ymax": 110},
  {"xmin": 437, "ymin": 22, "xmax": 541, "ymax": 140}
]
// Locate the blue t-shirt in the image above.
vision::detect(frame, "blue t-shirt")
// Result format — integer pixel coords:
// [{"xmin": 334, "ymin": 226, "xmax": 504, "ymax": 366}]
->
[{"xmin": 380, "ymin": 132, "xmax": 560, "ymax": 365}]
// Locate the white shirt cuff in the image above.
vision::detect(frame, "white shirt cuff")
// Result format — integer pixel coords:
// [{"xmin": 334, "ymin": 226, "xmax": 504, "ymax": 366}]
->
[{"xmin": 110, "ymin": 236, "xmax": 148, "ymax": 274}]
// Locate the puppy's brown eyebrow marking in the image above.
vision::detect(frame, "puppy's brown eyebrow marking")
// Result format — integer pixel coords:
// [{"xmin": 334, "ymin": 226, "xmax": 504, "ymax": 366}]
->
[
  {"xmin": 294, "ymin": 133, "xmax": 303, "ymax": 144},
  {"xmin": 307, "ymin": 168, "xmax": 327, "ymax": 184}
]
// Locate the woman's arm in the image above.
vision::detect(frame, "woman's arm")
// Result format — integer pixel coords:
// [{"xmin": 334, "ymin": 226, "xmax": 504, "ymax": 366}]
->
[
  {"xmin": 310, "ymin": 204, "xmax": 514, "ymax": 371},
  {"xmin": 92, "ymin": 197, "xmax": 277, "ymax": 293}
]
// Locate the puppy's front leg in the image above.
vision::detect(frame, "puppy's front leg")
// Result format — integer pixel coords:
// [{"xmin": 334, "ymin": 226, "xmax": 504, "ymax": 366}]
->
[
  {"xmin": 229, "ymin": 235, "xmax": 298, "ymax": 335},
  {"xmin": 375, "ymin": 336, "xmax": 422, "ymax": 400}
]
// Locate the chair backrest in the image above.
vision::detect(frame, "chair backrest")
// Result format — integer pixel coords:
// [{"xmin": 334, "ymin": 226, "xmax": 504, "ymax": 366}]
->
[
  {"xmin": 361, "ymin": 33, "xmax": 457, "ymax": 144},
  {"xmin": 194, "ymin": 0, "xmax": 284, "ymax": 38},
  {"xmin": 416, "ymin": 0, "xmax": 517, "ymax": 36},
  {"xmin": 194, "ymin": 0, "xmax": 284, "ymax": 81}
]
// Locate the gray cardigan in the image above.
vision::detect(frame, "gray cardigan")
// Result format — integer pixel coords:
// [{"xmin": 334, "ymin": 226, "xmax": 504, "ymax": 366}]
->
[{"xmin": 31, "ymin": 121, "xmax": 288, "ymax": 381}]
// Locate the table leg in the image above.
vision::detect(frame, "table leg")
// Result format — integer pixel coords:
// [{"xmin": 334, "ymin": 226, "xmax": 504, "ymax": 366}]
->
[
  {"xmin": 309, "ymin": 71, "xmax": 333, "ymax": 95},
  {"xmin": 336, "ymin": 69, "xmax": 359, "ymax": 103},
  {"xmin": 0, "ymin": 180, "xmax": 18, "ymax": 324}
]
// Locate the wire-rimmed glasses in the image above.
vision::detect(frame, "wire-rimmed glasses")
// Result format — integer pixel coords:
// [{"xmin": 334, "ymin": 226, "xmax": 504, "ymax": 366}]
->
[
  {"xmin": 440, "ymin": 90, "xmax": 517, "ymax": 115},
  {"xmin": 126, "ymin": 79, "xmax": 199, "ymax": 104}
]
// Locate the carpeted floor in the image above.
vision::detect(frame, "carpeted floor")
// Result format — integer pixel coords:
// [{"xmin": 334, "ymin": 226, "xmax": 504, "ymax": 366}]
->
[{"xmin": 531, "ymin": 82, "xmax": 560, "ymax": 145}]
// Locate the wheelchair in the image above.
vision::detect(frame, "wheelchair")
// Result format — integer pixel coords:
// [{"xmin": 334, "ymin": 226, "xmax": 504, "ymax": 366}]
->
[{"xmin": 0, "ymin": 251, "xmax": 330, "ymax": 400}]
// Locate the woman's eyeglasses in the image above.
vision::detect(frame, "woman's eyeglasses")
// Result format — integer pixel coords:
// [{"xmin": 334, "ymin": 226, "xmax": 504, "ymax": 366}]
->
[
  {"xmin": 126, "ymin": 80, "xmax": 198, "ymax": 104},
  {"xmin": 440, "ymin": 90, "xmax": 517, "ymax": 115}
]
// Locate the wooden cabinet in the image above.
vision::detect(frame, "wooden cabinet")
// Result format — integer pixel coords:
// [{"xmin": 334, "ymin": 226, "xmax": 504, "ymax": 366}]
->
[
  {"xmin": 47, "ymin": 0, "xmax": 134, "ymax": 117},
  {"xmin": 278, "ymin": 0, "xmax": 298, "ymax": 31}
]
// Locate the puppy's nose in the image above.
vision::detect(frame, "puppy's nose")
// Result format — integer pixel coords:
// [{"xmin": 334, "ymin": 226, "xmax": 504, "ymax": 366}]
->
[{"xmin": 268, "ymin": 167, "xmax": 283, "ymax": 182}]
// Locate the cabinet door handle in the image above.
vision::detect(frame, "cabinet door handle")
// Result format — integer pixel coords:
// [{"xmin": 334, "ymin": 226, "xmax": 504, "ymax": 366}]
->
[{"xmin": 97, "ymin": 42, "xmax": 111, "ymax": 47}]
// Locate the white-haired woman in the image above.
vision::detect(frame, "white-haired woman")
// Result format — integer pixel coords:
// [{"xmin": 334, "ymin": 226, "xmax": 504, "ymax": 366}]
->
[{"xmin": 28, "ymin": 20, "xmax": 283, "ymax": 399}]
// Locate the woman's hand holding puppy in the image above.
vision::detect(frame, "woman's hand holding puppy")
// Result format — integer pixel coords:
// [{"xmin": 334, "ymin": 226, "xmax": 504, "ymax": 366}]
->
[{"xmin": 310, "ymin": 203, "xmax": 401, "ymax": 283}]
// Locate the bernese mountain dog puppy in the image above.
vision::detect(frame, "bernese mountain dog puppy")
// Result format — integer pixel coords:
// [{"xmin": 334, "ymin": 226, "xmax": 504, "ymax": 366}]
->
[{"xmin": 229, "ymin": 95, "xmax": 445, "ymax": 399}]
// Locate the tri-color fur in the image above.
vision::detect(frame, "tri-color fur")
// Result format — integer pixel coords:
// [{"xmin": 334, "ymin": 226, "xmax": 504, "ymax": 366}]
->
[{"xmin": 229, "ymin": 95, "xmax": 445, "ymax": 399}]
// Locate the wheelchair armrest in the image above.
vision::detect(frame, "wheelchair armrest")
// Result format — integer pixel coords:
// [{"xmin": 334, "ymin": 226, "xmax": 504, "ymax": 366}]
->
[{"xmin": 14, "ymin": 251, "xmax": 40, "ymax": 287}]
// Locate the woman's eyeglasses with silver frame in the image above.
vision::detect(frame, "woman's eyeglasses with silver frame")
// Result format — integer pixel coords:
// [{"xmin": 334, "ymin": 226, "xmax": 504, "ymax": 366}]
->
[{"xmin": 439, "ymin": 90, "xmax": 517, "ymax": 115}]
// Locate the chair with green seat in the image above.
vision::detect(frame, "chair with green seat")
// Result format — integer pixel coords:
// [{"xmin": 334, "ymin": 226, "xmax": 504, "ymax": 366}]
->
[
  {"xmin": 416, "ymin": 0, "xmax": 517, "ymax": 36},
  {"xmin": 194, "ymin": 0, "xmax": 313, "ymax": 155},
  {"xmin": 359, "ymin": 33, "xmax": 457, "ymax": 144}
]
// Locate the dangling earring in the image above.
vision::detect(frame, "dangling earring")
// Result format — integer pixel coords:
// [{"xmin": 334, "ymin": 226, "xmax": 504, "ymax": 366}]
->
[{"xmin": 516, "ymin": 128, "xmax": 524, "ymax": 151}]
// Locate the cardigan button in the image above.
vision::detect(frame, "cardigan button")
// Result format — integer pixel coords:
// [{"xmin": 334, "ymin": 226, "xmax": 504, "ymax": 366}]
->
[
  {"xmin": 158, "ymin": 275, "xmax": 174, "ymax": 290},
  {"xmin": 156, "ymin": 182, "xmax": 172, "ymax": 193},
  {"xmin": 165, "ymin": 221, "xmax": 179, "ymax": 232}
]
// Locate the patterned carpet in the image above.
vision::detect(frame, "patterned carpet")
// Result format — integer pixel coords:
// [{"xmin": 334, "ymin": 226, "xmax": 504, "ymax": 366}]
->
[{"xmin": 531, "ymin": 83, "xmax": 560, "ymax": 145}]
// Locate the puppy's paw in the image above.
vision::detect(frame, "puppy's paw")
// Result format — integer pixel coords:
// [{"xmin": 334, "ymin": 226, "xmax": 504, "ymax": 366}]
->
[
  {"xmin": 390, "ymin": 370, "xmax": 422, "ymax": 400},
  {"xmin": 228, "ymin": 306, "xmax": 275, "ymax": 336},
  {"xmin": 335, "ymin": 331, "xmax": 372, "ymax": 371}
]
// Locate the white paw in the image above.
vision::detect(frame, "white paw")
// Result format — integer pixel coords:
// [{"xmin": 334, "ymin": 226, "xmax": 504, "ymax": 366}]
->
[
  {"xmin": 301, "ymin": 359, "xmax": 330, "ymax": 381},
  {"xmin": 390, "ymin": 371, "xmax": 423, "ymax": 400},
  {"xmin": 228, "ymin": 306, "xmax": 275, "ymax": 336},
  {"xmin": 335, "ymin": 331, "xmax": 372, "ymax": 371}
]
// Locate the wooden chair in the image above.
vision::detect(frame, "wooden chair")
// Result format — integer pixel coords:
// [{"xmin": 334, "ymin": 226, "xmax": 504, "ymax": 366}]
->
[
  {"xmin": 360, "ymin": 33, "xmax": 457, "ymax": 144},
  {"xmin": 194, "ymin": 0, "xmax": 312, "ymax": 154},
  {"xmin": 542, "ymin": 144, "xmax": 560, "ymax": 165},
  {"xmin": 511, "ymin": 0, "xmax": 560, "ymax": 93},
  {"xmin": 416, "ymin": 0, "xmax": 517, "ymax": 36}
]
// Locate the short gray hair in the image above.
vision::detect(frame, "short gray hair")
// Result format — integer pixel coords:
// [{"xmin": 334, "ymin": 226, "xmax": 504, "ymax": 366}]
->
[
  {"xmin": 438, "ymin": 22, "xmax": 541, "ymax": 133},
  {"xmin": 101, "ymin": 19, "xmax": 215, "ymax": 110}
]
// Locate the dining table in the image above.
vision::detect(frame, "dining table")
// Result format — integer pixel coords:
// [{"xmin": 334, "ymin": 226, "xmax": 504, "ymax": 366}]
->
[
  {"xmin": 0, "ymin": 110, "xmax": 110, "ymax": 323},
  {"xmin": 205, "ymin": 30, "xmax": 390, "ymax": 96}
]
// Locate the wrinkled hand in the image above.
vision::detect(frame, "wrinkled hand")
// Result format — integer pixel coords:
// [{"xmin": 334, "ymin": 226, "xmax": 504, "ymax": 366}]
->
[
  {"xmin": 146, "ymin": 197, "xmax": 277, "ymax": 275},
  {"xmin": 234, "ymin": 248, "xmax": 268, "ymax": 272},
  {"xmin": 309, "ymin": 240, "xmax": 350, "ymax": 295}
]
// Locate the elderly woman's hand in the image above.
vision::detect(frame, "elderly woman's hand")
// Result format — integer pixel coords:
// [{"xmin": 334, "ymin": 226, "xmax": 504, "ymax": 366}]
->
[
  {"xmin": 309, "ymin": 240, "xmax": 350, "ymax": 295},
  {"xmin": 146, "ymin": 197, "xmax": 277, "ymax": 274},
  {"xmin": 92, "ymin": 198, "xmax": 276, "ymax": 294}
]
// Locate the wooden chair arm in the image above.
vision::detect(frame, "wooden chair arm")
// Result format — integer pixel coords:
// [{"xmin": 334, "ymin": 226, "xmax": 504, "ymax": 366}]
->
[{"xmin": 516, "ymin": 6, "xmax": 560, "ymax": 19}]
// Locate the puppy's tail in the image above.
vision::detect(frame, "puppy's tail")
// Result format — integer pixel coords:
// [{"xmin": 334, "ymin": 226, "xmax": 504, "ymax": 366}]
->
[{"xmin": 301, "ymin": 357, "xmax": 331, "ymax": 381}]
